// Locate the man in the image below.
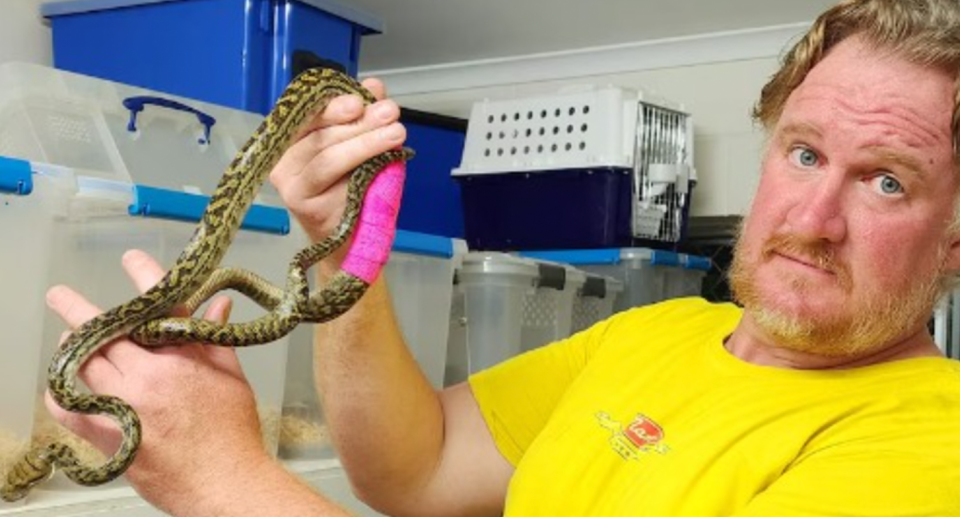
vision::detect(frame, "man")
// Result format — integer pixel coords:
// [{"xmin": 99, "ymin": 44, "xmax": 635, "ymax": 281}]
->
[{"xmin": 44, "ymin": 0, "xmax": 960, "ymax": 515}]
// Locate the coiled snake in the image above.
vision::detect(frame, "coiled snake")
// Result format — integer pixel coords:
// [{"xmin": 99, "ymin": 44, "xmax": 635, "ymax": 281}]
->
[{"xmin": 0, "ymin": 68, "xmax": 413, "ymax": 502}]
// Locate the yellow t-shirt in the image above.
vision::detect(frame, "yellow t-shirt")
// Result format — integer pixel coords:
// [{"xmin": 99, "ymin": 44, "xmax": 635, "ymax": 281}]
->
[{"xmin": 469, "ymin": 297, "xmax": 960, "ymax": 516}]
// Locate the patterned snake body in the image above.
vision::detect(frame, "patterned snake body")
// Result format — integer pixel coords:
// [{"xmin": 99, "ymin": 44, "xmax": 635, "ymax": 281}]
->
[{"xmin": 0, "ymin": 68, "xmax": 412, "ymax": 502}]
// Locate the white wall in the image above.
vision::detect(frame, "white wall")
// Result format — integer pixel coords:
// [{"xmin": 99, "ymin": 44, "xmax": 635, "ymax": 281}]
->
[{"xmin": 1, "ymin": 0, "xmax": 53, "ymax": 66}]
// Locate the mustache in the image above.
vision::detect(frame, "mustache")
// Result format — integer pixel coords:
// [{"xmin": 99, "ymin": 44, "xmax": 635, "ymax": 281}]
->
[{"xmin": 761, "ymin": 234, "xmax": 852, "ymax": 288}]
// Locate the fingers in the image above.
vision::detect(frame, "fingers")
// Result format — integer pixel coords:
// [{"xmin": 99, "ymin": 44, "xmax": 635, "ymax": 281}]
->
[
  {"xmin": 303, "ymin": 98, "xmax": 401, "ymax": 155},
  {"xmin": 121, "ymin": 249, "xmax": 166, "ymax": 295},
  {"xmin": 46, "ymin": 284, "xmax": 101, "ymax": 330},
  {"xmin": 44, "ymin": 391, "xmax": 121, "ymax": 456},
  {"xmin": 361, "ymin": 77, "xmax": 387, "ymax": 100},
  {"xmin": 274, "ymin": 119, "xmax": 405, "ymax": 211},
  {"xmin": 271, "ymin": 95, "xmax": 404, "ymax": 203},
  {"xmin": 57, "ymin": 329, "xmax": 122, "ymax": 388},
  {"xmin": 293, "ymin": 75, "xmax": 388, "ymax": 136}
]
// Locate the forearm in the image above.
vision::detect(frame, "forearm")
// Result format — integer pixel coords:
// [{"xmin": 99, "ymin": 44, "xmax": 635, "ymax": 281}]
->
[
  {"xmin": 169, "ymin": 452, "xmax": 353, "ymax": 517},
  {"xmin": 313, "ymin": 269, "xmax": 445, "ymax": 513}
]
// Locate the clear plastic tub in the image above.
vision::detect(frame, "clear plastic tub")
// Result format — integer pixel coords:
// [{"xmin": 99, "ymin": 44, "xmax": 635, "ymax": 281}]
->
[
  {"xmin": 0, "ymin": 63, "xmax": 295, "ymax": 503},
  {"xmin": 278, "ymin": 230, "xmax": 467, "ymax": 460},
  {"xmin": 571, "ymin": 273, "xmax": 625, "ymax": 334},
  {"xmin": 444, "ymin": 253, "xmax": 588, "ymax": 386}
]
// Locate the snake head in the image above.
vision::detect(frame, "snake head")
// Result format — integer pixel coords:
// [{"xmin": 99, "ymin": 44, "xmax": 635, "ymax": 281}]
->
[{"xmin": 1, "ymin": 448, "xmax": 54, "ymax": 502}]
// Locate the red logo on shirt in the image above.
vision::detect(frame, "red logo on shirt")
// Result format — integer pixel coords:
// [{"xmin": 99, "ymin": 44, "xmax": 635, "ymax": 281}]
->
[{"xmin": 597, "ymin": 412, "xmax": 670, "ymax": 460}]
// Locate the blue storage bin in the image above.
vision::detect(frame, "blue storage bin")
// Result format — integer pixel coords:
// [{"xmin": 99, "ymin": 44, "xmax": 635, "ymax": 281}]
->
[
  {"xmin": 42, "ymin": 0, "xmax": 382, "ymax": 115},
  {"xmin": 457, "ymin": 167, "xmax": 634, "ymax": 251},
  {"xmin": 398, "ymin": 108, "xmax": 467, "ymax": 239}
]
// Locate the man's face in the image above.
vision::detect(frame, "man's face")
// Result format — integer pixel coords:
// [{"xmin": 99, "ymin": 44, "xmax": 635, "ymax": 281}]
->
[{"xmin": 730, "ymin": 36, "xmax": 960, "ymax": 358}]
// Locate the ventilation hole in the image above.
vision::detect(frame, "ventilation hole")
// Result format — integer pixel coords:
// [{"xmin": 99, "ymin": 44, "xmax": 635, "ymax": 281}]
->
[
  {"xmin": 538, "ymin": 144, "xmax": 544, "ymax": 153},
  {"xmin": 579, "ymin": 142, "xmax": 586, "ymax": 150},
  {"xmin": 551, "ymin": 143, "xmax": 558, "ymax": 152},
  {"xmin": 486, "ymin": 132, "xmax": 493, "ymax": 140},
  {"xmin": 565, "ymin": 142, "xmax": 572, "ymax": 151},
  {"xmin": 539, "ymin": 127, "xmax": 546, "ymax": 136},
  {"xmin": 554, "ymin": 108, "xmax": 561, "ymax": 117},
  {"xmin": 510, "ymin": 147, "xmax": 517, "ymax": 155},
  {"xmin": 500, "ymin": 114, "xmax": 507, "ymax": 122},
  {"xmin": 512, "ymin": 129, "xmax": 519, "ymax": 138},
  {"xmin": 484, "ymin": 149, "xmax": 491, "ymax": 157},
  {"xmin": 553, "ymin": 126, "xmax": 560, "ymax": 135},
  {"xmin": 488, "ymin": 115, "xmax": 494, "ymax": 123},
  {"xmin": 524, "ymin": 146, "xmax": 530, "ymax": 154},
  {"xmin": 581, "ymin": 123, "xmax": 588, "ymax": 132},
  {"xmin": 497, "ymin": 148, "xmax": 504, "ymax": 156},
  {"xmin": 583, "ymin": 106, "xmax": 590, "ymax": 114},
  {"xmin": 567, "ymin": 125, "xmax": 574, "ymax": 134},
  {"xmin": 541, "ymin": 110, "xmax": 548, "ymax": 118},
  {"xmin": 527, "ymin": 111, "xmax": 534, "ymax": 120},
  {"xmin": 514, "ymin": 113, "xmax": 520, "ymax": 121},
  {"xmin": 525, "ymin": 128, "xmax": 532, "ymax": 137},
  {"xmin": 499, "ymin": 131, "xmax": 505, "ymax": 139},
  {"xmin": 568, "ymin": 107, "xmax": 575, "ymax": 116}
]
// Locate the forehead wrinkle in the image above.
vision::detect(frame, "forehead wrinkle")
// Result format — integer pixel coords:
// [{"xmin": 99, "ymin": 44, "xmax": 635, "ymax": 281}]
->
[{"xmin": 794, "ymin": 83, "xmax": 950, "ymax": 152}]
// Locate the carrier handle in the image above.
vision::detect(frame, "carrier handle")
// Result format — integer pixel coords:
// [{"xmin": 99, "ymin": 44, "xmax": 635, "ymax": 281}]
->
[{"xmin": 123, "ymin": 96, "xmax": 217, "ymax": 145}]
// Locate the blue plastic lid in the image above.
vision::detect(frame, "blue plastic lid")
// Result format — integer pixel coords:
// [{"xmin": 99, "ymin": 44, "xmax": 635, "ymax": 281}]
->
[
  {"xmin": 392, "ymin": 229, "xmax": 455, "ymax": 258},
  {"xmin": 0, "ymin": 156, "xmax": 33, "ymax": 196},
  {"xmin": 650, "ymin": 250, "xmax": 681, "ymax": 267},
  {"xmin": 129, "ymin": 185, "xmax": 290, "ymax": 235},
  {"xmin": 519, "ymin": 249, "xmax": 621, "ymax": 265},
  {"xmin": 520, "ymin": 248, "xmax": 683, "ymax": 267},
  {"xmin": 683, "ymin": 254, "xmax": 712, "ymax": 271},
  {"xmin": 41, "ymin": 0, "xmax": 383, "ymax": 33}
]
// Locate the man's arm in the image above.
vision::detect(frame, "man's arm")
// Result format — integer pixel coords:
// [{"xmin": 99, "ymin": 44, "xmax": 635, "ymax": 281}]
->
[
  {"xmin": 313, "ymin": 275, "xmax": 513, "ymax": 517},
  {"xmin": 45, "ymin": 251, "xmax": 359, "ymax": 517},
  {"xmin": 269, "ymin": 77, "xmax": 514, "ymax": 517}
]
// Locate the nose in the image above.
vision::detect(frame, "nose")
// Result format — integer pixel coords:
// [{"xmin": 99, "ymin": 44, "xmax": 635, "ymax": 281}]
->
[{"xmin": 784, "ymin": 170, "xmax": 847, "ymax": 243}]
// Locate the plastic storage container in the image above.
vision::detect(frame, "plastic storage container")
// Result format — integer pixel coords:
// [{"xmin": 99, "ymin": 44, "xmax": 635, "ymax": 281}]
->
[
  {"xmin": 42, "ymin": 0, "xmax": 382, "ymax": 115},
  {"xmin": 675, "ymin": 253, "xmax": 711, "ymax": 299},
  {"xmin": 278, "ymin": 230, "xmax": 467, "ymax": 460},
  {"xmin": 386, "ymin": 231, "xmax": 469, "ymax": 386},
  {"xmin": 397, "ymin": 108, "xmax": 468, "ymax": 239},
  {"xmin": 521, "ymin": 248, "xmax": 688, "ymax": 313},
  {"xmin": 453, "ymin": 85, "xmax": 695, "ymax": 250},
  {"xmin": 444, "ymin": 253, "xmax": 587, "ymax": 386},
  {"xmin": 571, "ymin": 273, "xmax": 624, "ymax": 334},
  {"xmin": 0, "ymin": 63, "xmax": 295, "ymax": 501},
  {"xmin": 0, "ymin": 158, "xmax": 51, "ymax": 502}
]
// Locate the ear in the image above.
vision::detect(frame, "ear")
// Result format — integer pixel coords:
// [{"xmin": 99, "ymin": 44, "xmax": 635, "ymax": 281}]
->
[{"xmin": 943, "ymin": 230, "xmax": 960, "ymax": 273}]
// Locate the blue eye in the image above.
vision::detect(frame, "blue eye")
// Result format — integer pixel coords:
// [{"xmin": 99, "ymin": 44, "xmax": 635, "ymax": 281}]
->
[
  {"xmin": 789, "ymin": 147, "xmax": 819, "ymax": 168},
  {"xmin": 872, "ymin": 174, "xmax": 904, "ymax": 196}
]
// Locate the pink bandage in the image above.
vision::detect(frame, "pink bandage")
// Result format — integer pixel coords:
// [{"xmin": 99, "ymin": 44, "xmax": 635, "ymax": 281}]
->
[{"xmin": 341, "ymin": 159, "xmax": 406, "ymax": 283}]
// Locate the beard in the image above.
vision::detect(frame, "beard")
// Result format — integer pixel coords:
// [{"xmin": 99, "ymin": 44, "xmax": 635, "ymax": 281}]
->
[{"xmin": 728, "ymin": 228, "xmax": 949, "ymax": 358}]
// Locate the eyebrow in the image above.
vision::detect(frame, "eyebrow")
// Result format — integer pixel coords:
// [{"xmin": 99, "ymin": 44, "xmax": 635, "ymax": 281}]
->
[
  {"xmin": 775, "ymin": 122, "xmax": 823, "ymax": 147},
  {"xmin": 776, "ymin": 122, "xmax": 928, "ymax": 176},
  {"xmin": 862, "ymin": 146, "xmax": 927, "ymax": 177}
]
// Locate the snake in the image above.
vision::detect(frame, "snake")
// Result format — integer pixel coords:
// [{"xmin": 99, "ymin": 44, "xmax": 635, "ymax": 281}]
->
[{"xmin": 0, "ymin": 68, "xmax": 413, "ymax": 502}]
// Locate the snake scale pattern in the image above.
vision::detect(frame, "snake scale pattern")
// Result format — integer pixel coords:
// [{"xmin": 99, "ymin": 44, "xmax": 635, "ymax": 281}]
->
[{"xmin": 0, "ymin": 68, "xmax": 413, "ymax": 502}]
